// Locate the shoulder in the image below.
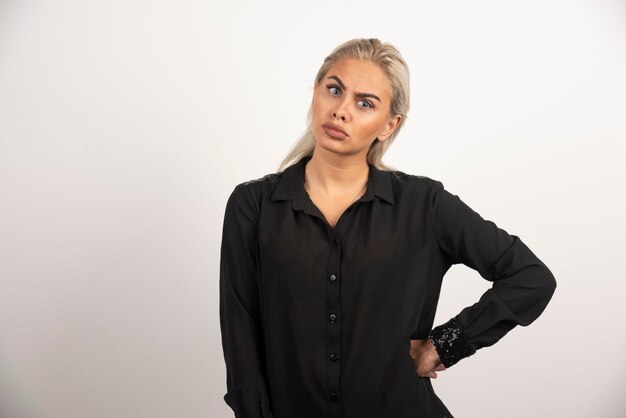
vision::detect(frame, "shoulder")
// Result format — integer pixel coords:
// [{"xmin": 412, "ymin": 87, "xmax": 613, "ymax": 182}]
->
[
  {"xmin": 383, "ymin": 169, "xmax": 450, "ymax": 209},
  {"xmin": 237, "ymin": 171, "xmax": 284, "ymax": 201},
  {"xmin": 241, "ymin": 172, "xmax": 283, "ymax": 186},
  {"xmin": 226, "ymin": 171, "xmax": 284, "ymax": 211},
  {"xmin": 389, "ymin": 169, "xmax": 432, "ymax": 184},
  {"xmin": 387, "ymin": 169, "xmax": 441, "ymax": 192},
  {"xmin": 230, "ymin": 171, "xmax": 284, "ymax": 195}
]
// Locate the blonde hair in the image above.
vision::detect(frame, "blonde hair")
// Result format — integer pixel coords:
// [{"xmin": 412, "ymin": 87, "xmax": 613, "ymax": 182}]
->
[{"xmin": 277, "ymin": 38, "xmax": 410, "ymax": 172}]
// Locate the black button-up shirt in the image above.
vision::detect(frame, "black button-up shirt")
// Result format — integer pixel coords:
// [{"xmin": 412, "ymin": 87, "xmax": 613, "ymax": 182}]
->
[{"xmin": 219, "ymin": 154, "xmax": 556, "ymax": 418}]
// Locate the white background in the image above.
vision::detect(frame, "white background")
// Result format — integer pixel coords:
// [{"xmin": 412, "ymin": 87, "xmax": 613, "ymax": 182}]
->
[{"xmin": 1, "ymin": 0, "xmax": 624, "ymax": 417}]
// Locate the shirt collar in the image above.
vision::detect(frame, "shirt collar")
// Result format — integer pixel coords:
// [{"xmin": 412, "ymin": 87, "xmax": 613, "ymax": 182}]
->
[{"xmin": 270, "ymin": 154, "xmax": 395, "ymax": 210}]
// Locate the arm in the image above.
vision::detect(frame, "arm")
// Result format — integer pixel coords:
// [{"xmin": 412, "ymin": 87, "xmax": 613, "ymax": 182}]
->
[
  {"xmin": 427, "ymin": 180, "xmax": 557, "ymax": 368},
  {"xmin": 219, "ymin": 183, "xmax": 274, "ymax": 418}
]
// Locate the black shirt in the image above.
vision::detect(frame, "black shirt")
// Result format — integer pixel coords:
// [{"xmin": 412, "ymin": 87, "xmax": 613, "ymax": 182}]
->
[{"xmin": 219, "ymin": 154, "xmax": 556, "ymax": 418}]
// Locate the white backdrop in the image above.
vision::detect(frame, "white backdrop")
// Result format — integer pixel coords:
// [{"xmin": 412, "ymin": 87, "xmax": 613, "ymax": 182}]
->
[{"xmin": 1, "ymin": 0, "xmax": 624, "ymax": 417}]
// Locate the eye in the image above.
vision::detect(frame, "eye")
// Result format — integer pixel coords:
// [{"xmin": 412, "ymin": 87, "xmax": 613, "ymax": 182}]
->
[
  {"xmin": 326, "ymin": 84, "xmax": 341, "ymax": 96},
  {"xmin": 358, "ymin": 100, "xmax": 374, "ymax": 109}
]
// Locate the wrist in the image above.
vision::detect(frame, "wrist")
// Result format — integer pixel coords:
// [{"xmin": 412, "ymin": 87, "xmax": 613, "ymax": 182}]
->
[
  {"xmin": 427, "ymin": 337, "xmax": 442, "ymax": 365},
  {"xmin": 428, "ymin": 317, "xmax": 476, "ymax": 368}
]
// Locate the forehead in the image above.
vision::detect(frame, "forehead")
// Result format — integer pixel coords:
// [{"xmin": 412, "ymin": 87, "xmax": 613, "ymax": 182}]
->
[{"xmin": 324, "ymin": 58, "xmax": 391, "ymax": 98}]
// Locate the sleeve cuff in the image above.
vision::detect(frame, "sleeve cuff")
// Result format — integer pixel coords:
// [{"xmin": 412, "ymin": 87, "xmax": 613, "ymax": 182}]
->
[
  {"xmin": 223, "ymin": 376, "xmax": 274, "ymax": 418},
  {"xmin": 428, "ymin": 317, "xmax": 477, "ymax": 368}
]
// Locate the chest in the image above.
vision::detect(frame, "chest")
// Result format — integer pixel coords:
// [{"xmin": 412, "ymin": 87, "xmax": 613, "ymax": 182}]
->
[
  {"xmin": 258, "ymin": 194, "xmax": 435, "ymax": 278},
  {"xmin": 257, "ymin": 196, "xmax": 441, "ymax": 317},
  {"xmin": 307, "ymin": 194, "xmax": 359, "ymax": 229}
]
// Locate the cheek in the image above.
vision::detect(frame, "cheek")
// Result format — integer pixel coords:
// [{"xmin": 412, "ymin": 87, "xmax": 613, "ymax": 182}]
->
[
  {"xmin": 311, "ymin": 99, "xmax": 333, "ymax": 125},
  {"xmin": 357, "ymin": 116, "xmax": 385, "ymax": 137},
  {"xmin": 311, "ymin": 97, "xmax": 323, "ymax": 118}
]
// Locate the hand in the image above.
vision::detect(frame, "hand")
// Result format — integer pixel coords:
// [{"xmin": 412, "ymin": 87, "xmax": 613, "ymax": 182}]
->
[{"xmin": 409, "ymin": 338, "xmax": 446, "ymax": 379}]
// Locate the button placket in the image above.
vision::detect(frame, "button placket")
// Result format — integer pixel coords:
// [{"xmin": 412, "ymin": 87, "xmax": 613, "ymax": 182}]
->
[
  {"xmin": 307, "ymin": 194, "xmax": 361, "ymax": 417},
  {"xmin": 326, "ymin": 233, "xmax": 342, "ymax": 416}
]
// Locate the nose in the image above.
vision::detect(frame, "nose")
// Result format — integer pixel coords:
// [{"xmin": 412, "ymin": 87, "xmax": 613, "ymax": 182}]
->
[
  {"xmin": 332, "ymin": 111, "xmax": 346, "ymax": 121},
  {"xmin": 332, "ymin": 98, "xmax": 350, "ymax": 122}
]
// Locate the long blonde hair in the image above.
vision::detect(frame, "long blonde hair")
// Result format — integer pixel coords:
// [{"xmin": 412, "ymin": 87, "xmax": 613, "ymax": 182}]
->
[{"xmin": 277, "ymin": 38, "xmax": 410, "ymax": 173}]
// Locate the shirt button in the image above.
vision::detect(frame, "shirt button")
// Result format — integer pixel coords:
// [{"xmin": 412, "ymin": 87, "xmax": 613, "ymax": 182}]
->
[
  {"xmin": 329, "ymin": 274, "xmax": 337, "ymax": 282},
  {"xmin": 329, "ymin": 393, "xmax": 339, "ymax": 401},
  {"xmin": 333, "ymin": 238, "xmax": 339, "ymax": 246},
  {"xmin": 329, "ymin": 313, "xmax": 337, "ymax": 322},
  {"xmin": 330, "ymin": 353, "xmax": 338, "ymax": 362}
]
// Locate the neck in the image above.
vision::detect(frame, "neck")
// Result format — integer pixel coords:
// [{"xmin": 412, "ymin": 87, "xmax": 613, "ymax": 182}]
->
[{"xmin": 304, "ymin": 151, "xmax": 369, "ymax": 197}]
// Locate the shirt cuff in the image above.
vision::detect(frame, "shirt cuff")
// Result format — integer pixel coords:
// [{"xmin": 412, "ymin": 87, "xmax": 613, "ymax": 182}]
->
[
  {"xmin": 428, "ymin": 317, "xmax": 477, "ymax": 368},
  {"xmin": 223, "ymin": 376, "xmax": 275, "ymax": 418}
]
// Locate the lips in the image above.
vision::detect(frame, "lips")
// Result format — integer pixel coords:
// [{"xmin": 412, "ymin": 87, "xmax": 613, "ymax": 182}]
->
[{"xmin": 322, "ymin": 123, "xmax": 348, "ymax": 139}]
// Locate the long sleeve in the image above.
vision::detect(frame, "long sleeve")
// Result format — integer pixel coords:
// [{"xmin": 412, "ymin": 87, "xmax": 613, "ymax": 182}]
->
[
  {"xmin": 426, "ymin": 180, "xmax": 557, "ymax": 368},
  {"xmin": 219, "ymin": 183, "xmax": 274, "ymax": 418}
]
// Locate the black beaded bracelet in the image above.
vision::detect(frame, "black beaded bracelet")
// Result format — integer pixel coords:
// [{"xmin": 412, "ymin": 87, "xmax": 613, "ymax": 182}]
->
[{"xmin": 428, "ymin": 317, "xmax": 476, "ymax": 368}]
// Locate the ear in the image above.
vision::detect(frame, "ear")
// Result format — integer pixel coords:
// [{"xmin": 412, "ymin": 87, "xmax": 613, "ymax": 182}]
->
[{"xmin": 378, "ymin": 114, "xmax": 403, "ymax": 141}]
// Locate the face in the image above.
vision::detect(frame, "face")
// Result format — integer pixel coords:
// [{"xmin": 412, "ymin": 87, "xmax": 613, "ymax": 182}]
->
[{"xmin": 311, "ymin": 57, "xmax": 402, "ymax": 158}]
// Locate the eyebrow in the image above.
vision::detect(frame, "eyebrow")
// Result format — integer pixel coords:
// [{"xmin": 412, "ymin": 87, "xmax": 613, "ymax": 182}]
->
[{"xmin": 326, "ymin": 75, "xmax": 382, "ymax": 102}]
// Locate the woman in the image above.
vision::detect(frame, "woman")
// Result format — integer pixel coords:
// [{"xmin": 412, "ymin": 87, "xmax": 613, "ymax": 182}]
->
[{"xmin": 219, "ymin": 38, "xmax": 556, "ymax": 418}]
